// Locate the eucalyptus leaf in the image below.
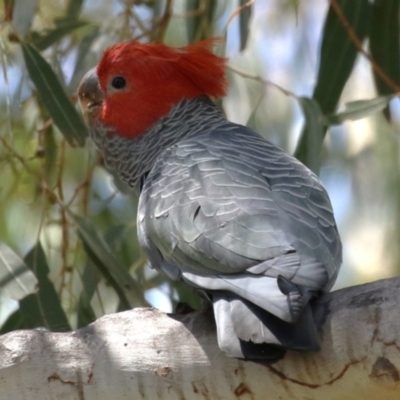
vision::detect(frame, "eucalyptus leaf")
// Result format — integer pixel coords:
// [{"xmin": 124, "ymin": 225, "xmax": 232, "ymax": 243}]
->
[
  {"xmin": 66, "ymin": 0, "xmax": 85, "ymax": 18},
  {"xmin": 369, "ymin": 0, "xmax": 400, "ymax": 95},
  {"xmin": 171, "ymin": 281, "xmax": 202, "ymax": 311},
  {"xmin": 297, "ymin": 0, "xmax": 370, "ymax": 162},
  {"xmin": 186, "ymin": 0, "xmax": 202, "ymax": 43},
  {"xmin": 43, "ymin": 126, "xmax": 58, "ymax": 183},
  {"xmin": 0, "ymin": 309, "xmax": 25, "ymax": 334},
  {"xmin": 31, "ymin": 19, "xmax": 88, "ymax": 51},
  {"xmin": 21, "ymin": 43, "xmax": 87, "ymax": 147},
  {"xmin": 369, "ymin": 0, "xmax": 400, "ymax": 120},
  {"xmin": 74, "ymin": 215, "xmax": 145, "ymax": 310},
  {"xmin": 12, "ymin": 0, "xmax": 38, "ymax": 37},
  {"xmin": 186, "ymin": 0, "xmax": 217, "ymax": 42},
  {"xmin": 77, "ymin": 260, "xmax": 100, "ymax": 328},
  {"xmin": 239, "ymin": 0, "xmax": 252, "ymax": 51},
  {"xmin": 295, "ymin": 98, "xmax": 324, "ymax": 174},
  {"xmin": 313, "ymin": 0, "xmax": 371, "ymax": 114},
  {"xmin": 324, "ymin": 95, "xmax": 394, "ymax": 125},
  {"xmin": 77, "ymin": 224, "xmax": 142, "ymax": 327},
  {"xmin": 20, "ymin": 243, "xmax": 71, "ymax": 332},
  {"xmin": 0, "ymin": 242, "xmax": 38, "ymax": 301}
]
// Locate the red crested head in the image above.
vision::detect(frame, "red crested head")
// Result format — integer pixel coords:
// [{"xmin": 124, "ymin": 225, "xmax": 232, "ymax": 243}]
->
[{"xmin": 96, "ymin": 39, "xmax": 228, "ymax": 138}]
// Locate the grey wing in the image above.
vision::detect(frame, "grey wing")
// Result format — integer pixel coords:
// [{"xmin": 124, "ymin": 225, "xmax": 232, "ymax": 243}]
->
[{"xmin": 138, "ymin": 126, "xmax": 341, "ymax": 324}]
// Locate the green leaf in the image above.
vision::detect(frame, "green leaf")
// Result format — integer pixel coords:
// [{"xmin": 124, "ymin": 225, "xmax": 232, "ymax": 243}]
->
[
  {"xmin": 21, "ymin": 43, "xmax": 87, "ymax": 147},
  {"xmin": 0, "ymin": 242, "xmax": 38, "ymax": 301},
  {"xmin": 66, "ymin": 0, "xmax": 85, "ymax": 19},
  {"xmin": 186, "ymin": 0, "xmax": 202, "ymax": 43},
  {"xmin": 77, "ymin": 260, "xmax": 100, "ymax": 328},
  {"xmin": 370, "ymin": 0, "xmax": 400, "ymax": 94},
  {"xmin": 12, "ymin": 0, "xmax": 38, "ymax": 37},
  {"xmin": 186, "ymin": 0, "xmax": 217, "ymax": 42},
  {"xmin": 171, "ymin": 281, "xmax": 202, "ymax": 311},
  {"xmin": 369, "ymin": 0, "xmax": 400, "ymax": 120},
  {"xmin": 324, "ymin": 95, "xmax": 393, "ymax": 125},
  {"xmin": 0, "ymin": 309, "xmax": 25, "ymax": 334},
  {"xmin": 313, "ymin": 0, "xmax": 371, "ymax": 114},
  {"xmin": 239, "ymin": 0, "xmax": 252, "ymax": 51},
  {"xmin": 31, "ymin": 18, "xmax": 88, "ymax": 51},
  {"xmin": 76, "ymin": 221, "xmax": 127, "ymax": 327},
  {"xmin": 296, "ymin": 0, "xmax": 371, "ymax": 165},
  {"xmin": 19, "ymin": 243, "xmax": 71, "ymax": 332},
  {"xmin": 74, "ymin": 215, "xmax": 145, "ymax": 310},
  {"xmin": 294, "ymin": 98, "xmax": 324, "ymax": 174}
]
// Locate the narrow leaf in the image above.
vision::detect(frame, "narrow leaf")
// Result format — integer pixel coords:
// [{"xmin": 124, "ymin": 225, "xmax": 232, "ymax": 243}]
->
[
  {"xmin": 297, "ymin": 0, "xmax": 371, "ymax": 162},
  {"xmin": 21, "ymin": 43, "xmax": 87, "ymax": 146},
  {"xmin": 66, "ymin": 0, "xmax": 84, "ymax": 18},
  {"xmin": 12, "ymin": 0, "xmax": 38, "ymax": 37},
  {"xmin": 239, "ymin": 0, "xmax": 252, "ymax": 51},
  {"xmin": 0, "ymin": 242, "xmax": 38, "ymax": 301},
  {"xmin": 0, "ymin": 309, "xmax": 25, "ymax": 334},
  {"xmin": 20, "ymin": 243, "xmax": 70, "ymax": 332},
  {"xmin": 186, "ymin": 0, "xmax": 203, "ymax": 43},
  {"xmin": 77, "ymin": 260, "xmax": 100, "ymax": 328},
  {"xmin": 31, "ymin": 18, "xmax": 88, "ymax": 51},
  {"xmin": 43, "ymin": 126, "xmax": 58, "ymax": 182},
  {"xmin": 295, "ymin": 98, "xmax": 324, "ymax": 174},
  {"xmin": 313, "ymin": 0, "xmax": 371, "ymax": 114},
  {"xmin": 186, "ymin": 0, "xmax": 217, "ymax": 43},
  {"xmin": 324, "ymin": 95, "xmax": 393, "ymax": 125},
  {"xmin": 369, "ymin": 0, "xmax": 400, "ymax": 120},
  {"xmin": 74, "ymin": 216, "xmax": 144, "ymax": 310},
  {"xmin": 171, "ymin": 281, "xmax": 202, "ymax": 311},
  {"xmin": 370, "ymin": 0, "xmax": 400, "ymax": 94}
]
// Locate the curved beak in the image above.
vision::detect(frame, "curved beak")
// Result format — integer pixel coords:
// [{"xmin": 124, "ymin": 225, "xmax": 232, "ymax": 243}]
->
[{"xmin": 78, "ymin": 67, "xmax": 104, "ymax": 119}]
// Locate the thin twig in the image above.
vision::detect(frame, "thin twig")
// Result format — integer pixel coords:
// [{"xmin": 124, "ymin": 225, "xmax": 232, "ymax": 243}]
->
[
  {"xmin": 65, "ymin": 156, "xmax": 97, "ymax": 209},
  {"xmin": 153, "ymin": 0, "xmax": 173, "ymax": 43},
  {"xmin": 56, "ymin": 140, "xmax": 70, "ymax": 298},
  {"xmin": 0, "ymin": 136, "xmax": 34, "ymax": 174},
  {"xmin": 227, "ymin": 65, "xmax": 296, "ymax": 98},
  {"xmin": 224, "ymin": 0, "xmax": 255, "ymax": 32}
]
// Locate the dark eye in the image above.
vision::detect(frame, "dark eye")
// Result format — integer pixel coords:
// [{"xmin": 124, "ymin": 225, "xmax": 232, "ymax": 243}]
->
[{"xmin": 111, "ymin": 76, "xmax": 126, "ymax": 89}]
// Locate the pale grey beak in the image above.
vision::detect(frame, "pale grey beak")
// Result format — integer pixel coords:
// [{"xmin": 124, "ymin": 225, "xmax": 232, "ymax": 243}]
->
[{"xmin": 78, "ymin": 67, "xmax": 104, "ymax": 118}]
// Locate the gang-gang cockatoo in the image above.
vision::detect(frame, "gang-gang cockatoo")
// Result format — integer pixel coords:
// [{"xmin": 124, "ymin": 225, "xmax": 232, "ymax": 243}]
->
[{"xmin": 78, "ymin": 39, "xmax": 342, "ymax": 361}]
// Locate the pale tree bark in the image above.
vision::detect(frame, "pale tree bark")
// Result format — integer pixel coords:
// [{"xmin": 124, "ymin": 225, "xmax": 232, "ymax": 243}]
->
[{"xmin": 1, "ymin": 277, "xmax": 400, "ymax": 400}]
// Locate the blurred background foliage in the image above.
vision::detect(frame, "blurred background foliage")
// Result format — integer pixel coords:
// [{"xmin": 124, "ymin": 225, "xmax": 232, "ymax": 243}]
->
[{"xmin": 0, "ymin": 0, "xmax": 399, "ymax": 333}]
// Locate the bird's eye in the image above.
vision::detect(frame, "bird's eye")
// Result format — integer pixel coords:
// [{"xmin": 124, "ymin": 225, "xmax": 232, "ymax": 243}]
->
[{"xmin": 111, "ymin": 76, "xmax": 126, "ymax": 89}]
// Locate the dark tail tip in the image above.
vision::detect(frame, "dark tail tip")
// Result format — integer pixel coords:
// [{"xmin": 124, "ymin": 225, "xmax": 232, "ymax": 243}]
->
[{"xmin": 239, "ymin": 340, "xmax": 286, "ymax": 363}]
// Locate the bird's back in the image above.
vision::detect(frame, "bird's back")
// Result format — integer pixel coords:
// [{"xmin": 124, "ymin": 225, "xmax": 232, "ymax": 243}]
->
[{"xmin": 138, "ymin": 122, "xmax": 342, "ymax": 360}]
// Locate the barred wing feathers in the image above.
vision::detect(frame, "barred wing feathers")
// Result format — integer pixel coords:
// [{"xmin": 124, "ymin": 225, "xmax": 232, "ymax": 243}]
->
[{"xmin": 138, "ymin": 124, "xmax": 341, "ymax": 359}]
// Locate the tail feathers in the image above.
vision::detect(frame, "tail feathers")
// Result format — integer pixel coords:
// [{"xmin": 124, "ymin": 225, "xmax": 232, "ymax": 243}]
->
[
  {"xmin": 230, "ymin": 297, "xmax": 320, "ymax": 351},
  {"xmin": 213, "ymin": 295, "xmax": 285, "ymax": 362},
  {"xmin": 213, "ymin": 293, "xmax": 319, "ymax": 361},
  {"xmin": 182, "ymin": 271, "xmax": 304, "ymax": 323}
]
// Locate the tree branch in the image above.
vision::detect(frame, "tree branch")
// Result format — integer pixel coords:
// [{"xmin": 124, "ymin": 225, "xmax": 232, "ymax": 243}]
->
[{"xmin": 1, "ymin": 277, "xmax": 400, "ymax": 399}]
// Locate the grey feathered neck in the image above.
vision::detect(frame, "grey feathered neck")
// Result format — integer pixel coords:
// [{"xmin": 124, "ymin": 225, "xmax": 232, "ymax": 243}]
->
[{"xmin": 88, "ymin": 96, "xmax": 227, "ymax": 191}]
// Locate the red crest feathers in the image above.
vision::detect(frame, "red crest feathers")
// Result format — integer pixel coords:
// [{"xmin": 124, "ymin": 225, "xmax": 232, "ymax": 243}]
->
[{"xmin": 96, "ymin": 39, "xmax": 228, "ymax": 138}]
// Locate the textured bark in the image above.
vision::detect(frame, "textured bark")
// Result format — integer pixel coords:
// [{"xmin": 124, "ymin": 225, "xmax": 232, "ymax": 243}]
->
[{"xmin": 1, "ymin": 277, "xmax": 400, "ymax": 400}]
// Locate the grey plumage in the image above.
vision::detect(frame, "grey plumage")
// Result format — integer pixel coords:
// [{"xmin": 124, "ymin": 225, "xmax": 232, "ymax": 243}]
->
[{"xmin": 89, "ymin": 97, "xmax": 342, "ymax": 360}]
